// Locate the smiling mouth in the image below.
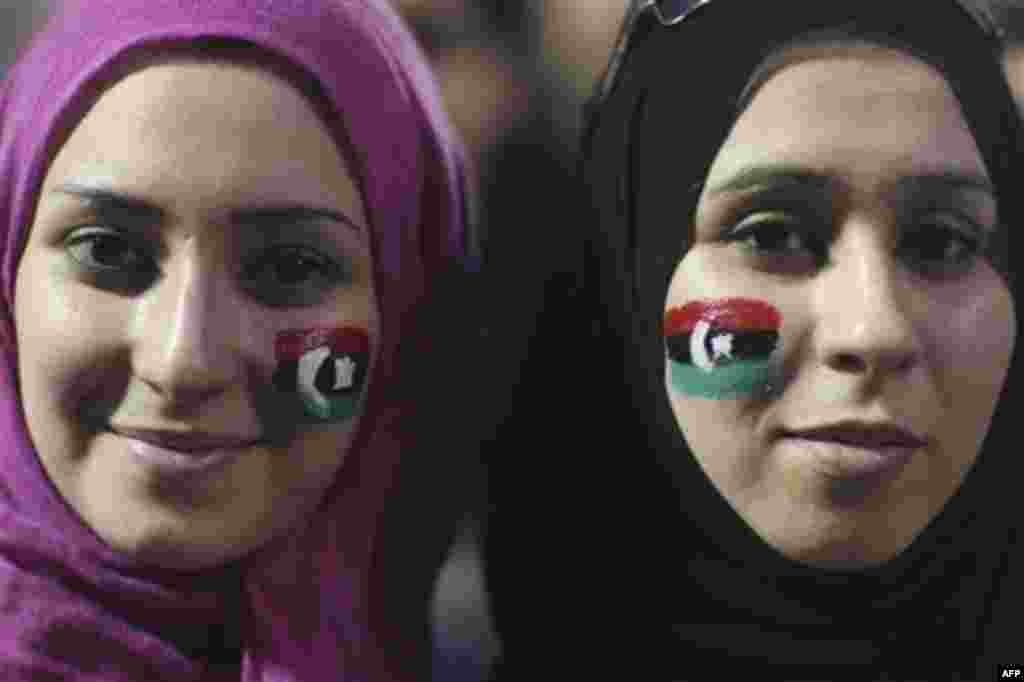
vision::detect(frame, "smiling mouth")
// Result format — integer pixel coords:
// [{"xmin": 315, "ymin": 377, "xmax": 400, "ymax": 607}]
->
[
  {"xmin": 109, "ymin": 428, "xmax": 260, "ymax": 477},
  {"xmin": 111, "ymin": 427, "xmax": 261, "ymax": 452}
]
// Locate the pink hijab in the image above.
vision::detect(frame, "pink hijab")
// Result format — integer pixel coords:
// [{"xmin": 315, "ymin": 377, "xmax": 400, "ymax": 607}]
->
[{"xmin": 0, "ymin": 1, "xmax": 470, "ymax": 679}]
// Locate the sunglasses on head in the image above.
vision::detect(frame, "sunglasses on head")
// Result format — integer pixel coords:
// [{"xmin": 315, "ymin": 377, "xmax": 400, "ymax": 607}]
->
[
  {"xmin": 590, "ymin": 1, "xmax": 705, "ymax": 116},
  {"xmin": 586, "ymin": 0, "xmax": 1003, "ymax": 139}
]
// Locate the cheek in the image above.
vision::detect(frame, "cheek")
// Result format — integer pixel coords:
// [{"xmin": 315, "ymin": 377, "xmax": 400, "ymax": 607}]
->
[
  {"xmin": 272, "ymin": 424, "xmax": 358, "ymax": 500},
  {"xmin": 14, "ymin": 260, "xmax": 128, "ymax": 418},
  {"xmin": 663, "ymin": 276, "xmax": 784, "ymax": 403},
  {"xmin": 259, "ymin": 326, "xmax": 376, "ymax": 523},
  {"xmin": 665, "ymin": 380, "xmax": 769, "ymax": 494},
  {"xmin": 269, "ymin": 326, "xmax": 373, "ymax": 425},
  {"xmin": 930, "ymin": 283, "xmax": 1015, "ymax": 464},
  {"xmin": 665, "ymin": 249, "xmax": 724, "ymax": 303},
  {"xmin": 939, "ymin": 285, "xmax": 1015, "ymax": 383},
  {"xmin": 663, "ymin": 255, "xmax": 786, "ymax": 491}
]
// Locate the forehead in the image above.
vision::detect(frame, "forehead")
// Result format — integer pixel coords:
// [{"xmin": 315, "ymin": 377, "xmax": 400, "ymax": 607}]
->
[
  {"xmin": 40, "ymin": 58, "xmax": 360, "ymax": 218},
  {"xmin": 705, "ymin": 46, "xmax": 986, "ymax": 189}
]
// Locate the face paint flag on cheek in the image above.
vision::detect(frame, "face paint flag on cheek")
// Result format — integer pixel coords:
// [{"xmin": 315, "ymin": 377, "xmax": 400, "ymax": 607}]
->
[
  {"xmin": 273, "ymin": 327, "xmax": 371, "ymax": 421},
  {"xmin": 664, "ymin": 299, "xmax": 781, "ymax": 399}
]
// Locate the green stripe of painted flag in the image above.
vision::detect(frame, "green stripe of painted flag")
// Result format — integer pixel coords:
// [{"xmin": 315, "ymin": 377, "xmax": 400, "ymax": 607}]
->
[{"xmin": 669, "ymin": 358, "xmax": 775, "ymax": 399}]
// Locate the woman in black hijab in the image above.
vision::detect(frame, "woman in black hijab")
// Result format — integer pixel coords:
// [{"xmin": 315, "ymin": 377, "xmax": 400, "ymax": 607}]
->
[{"xmin": 572, "ymin": 0, "xmax": 1024, "ymax": 679}]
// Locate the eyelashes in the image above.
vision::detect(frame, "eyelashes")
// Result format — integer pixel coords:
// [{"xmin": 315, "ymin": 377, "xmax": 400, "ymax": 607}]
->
[
  {"xmin": 65, "ymin": 228, "xmax": 155, "ymax": 273},
  {"xmin": 722, "ymin": 212, "xmax": 824, "ymax": 270},
  {"xmin": 239, "ymin": 244, "xmax": 351, "ymax": 307},
  {"xmin": 63, "ymin": 227, "xmax": 352, "ymax": 306},
  {"xmin": 717, "ymin": 208, "xmax": 988, "ymax": 278}
]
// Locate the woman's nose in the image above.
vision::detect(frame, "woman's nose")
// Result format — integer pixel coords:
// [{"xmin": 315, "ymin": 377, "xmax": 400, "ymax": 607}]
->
[
  {"xmin": 812, "ymin": 225, "xmax": 923, "ymax": 379},
  {"xmin": 131, "ymin": 247, "xmax": 242, "ymax": 405}
]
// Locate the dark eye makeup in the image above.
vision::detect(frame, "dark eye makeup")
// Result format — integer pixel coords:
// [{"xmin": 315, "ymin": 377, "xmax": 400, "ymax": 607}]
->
[
  {"xmin": 62, "ymin": 225, "xmax": 352, "ymax": 307},
  {"xmin": 897, "ymin": 213, "xmax": 986, "ymax": 277},
  {"xmin": 715, "ymin": 203, "xmax": 990, "ymax": 280},
  {"xmin": 238, "ymin": 244, "xmax": 351, "ymax": 308},
  {"xmin": 716, "ymin": 202, "xmax": 830, "ymax": 274},
  {"xmin": 64, "ymin": 228, "xmax": 155, "ymax": 273}
]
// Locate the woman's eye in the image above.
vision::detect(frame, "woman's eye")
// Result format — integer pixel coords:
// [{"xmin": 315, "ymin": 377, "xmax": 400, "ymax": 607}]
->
[
  {"xmin": 900, "ymin": 221, "xmax": 982, "ymax": 276},
  {"xmin": 724, "ymin": 213, "xmax": 824, "ymax": 270},
  {"xmin": 65, "ymin": 230, "xmax": 152, "ymax": 273},
  {"xmin": 740, "ymin": 224, "xmax": 804, "ymax": 252},
  {"xmin": 241, "ymin": 245, "xmax": 346, "ymax": 306}
]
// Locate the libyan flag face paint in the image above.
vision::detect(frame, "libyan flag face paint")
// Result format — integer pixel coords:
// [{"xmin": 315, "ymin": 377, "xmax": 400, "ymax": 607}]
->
[
  {"xmin": 273, "ymin": 327, "xmax": 370, "ymax": 422},
  {"xmin": 664, "ymin": 299, "xmax": 781, "ymax": 399}
]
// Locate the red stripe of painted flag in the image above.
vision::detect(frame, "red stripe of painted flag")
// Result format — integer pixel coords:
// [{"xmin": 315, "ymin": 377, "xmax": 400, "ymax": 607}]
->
[
  {"xmin": 664, "ymin": 299, "xmax": 781, "ymax": 336},
  {"xmin": 275, "ymin": 327, "xmax": 370, "ymax": 359}
]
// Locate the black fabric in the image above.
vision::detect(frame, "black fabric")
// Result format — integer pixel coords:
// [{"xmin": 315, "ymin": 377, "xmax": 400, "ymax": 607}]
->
[
  {"xmin": 477, "ymin": 85, "xmax": 653, "ymax": 681},
  {"xmin": 559, "ymin": 0, "xmax": 1024, "ymax": 678}
]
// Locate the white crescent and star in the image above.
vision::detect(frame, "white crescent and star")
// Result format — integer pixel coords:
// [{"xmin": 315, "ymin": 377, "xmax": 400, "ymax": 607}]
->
[
  {"xmin": 690, "ymin": 320, "xmax": 735, "ymax": 373},
  {"xmin": 297, "ymin": 346, "xmax": 358, "ymax": 410}
]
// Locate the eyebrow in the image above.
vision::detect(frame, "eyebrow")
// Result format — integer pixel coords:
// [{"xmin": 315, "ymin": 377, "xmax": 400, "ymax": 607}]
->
[
  {"xmin": 705, "ymin": 164, "xmax": 995, "ymax": 200},
  {"xmin": 52, "ymin": 183, "xmax": 362, "ymax": 232},
  {"xmin": 705, "ymin": 165, "xmax": 839, "ymax": 196},
  {"xmin": 54, "ymin": 184, "xmax": 165, "ymax": 223},
  {"xmin": 229, "ymin": 205, "xmax": 361, "ymax": 232},
  {"xmin": 893, "ymin": 171, "xmax": 996, "ymax": 200}
]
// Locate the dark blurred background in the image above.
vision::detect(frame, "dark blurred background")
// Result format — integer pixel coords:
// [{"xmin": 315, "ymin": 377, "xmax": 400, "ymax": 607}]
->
[
  {"xmin": 388, "ymin": 3, "xmax": 627, "ymax": 681},
  {"xmin": 0, "ymin": 2, "xmax": 629, "ymax": 680}
]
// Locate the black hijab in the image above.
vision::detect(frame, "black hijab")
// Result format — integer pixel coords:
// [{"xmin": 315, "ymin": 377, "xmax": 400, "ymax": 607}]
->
[{"xmin": 580, "ymin": 0, "xmax": 1024, "ymax": 678}]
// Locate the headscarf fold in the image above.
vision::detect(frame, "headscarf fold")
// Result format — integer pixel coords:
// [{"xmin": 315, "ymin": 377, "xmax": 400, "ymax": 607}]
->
[
  {"xmin": 0, "ymin": 1, "xmax": 471, "ymax": 680},
  {"xmin": 580, "ymin": 0, "xmax": 1024, "ymax": 678}
]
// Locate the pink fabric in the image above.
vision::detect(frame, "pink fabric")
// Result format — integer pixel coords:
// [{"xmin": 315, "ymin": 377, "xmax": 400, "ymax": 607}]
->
[{"xmin": 0, "ymin": 1, "xmax": 469, "ymax": 679}]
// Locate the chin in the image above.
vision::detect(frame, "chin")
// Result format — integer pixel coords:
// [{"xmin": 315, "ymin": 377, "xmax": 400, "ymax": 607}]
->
[
  {"xmin": 739, "ymin": 473, "xmax": 937, "ymax": 571},
  {"xmin": 771, "ymin": 524, "xmax": 917, "ymax": 571},
  {"xmin": 96, "ymin": 514, "xmax": 253, "ymax": 572},
  {"xmin": 788, "ymin": 547, "xmax": 895, "ymax": 571}
]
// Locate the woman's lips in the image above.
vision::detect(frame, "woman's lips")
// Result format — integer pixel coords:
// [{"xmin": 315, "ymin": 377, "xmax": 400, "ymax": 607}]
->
[
  {"xmin": 782, "ymin": 437, "xmax": 916, "ymax": 479},
  {"xmin": 112, "ymin": 427, "xmax": 260, "ymax": 452},
  {"xmin": 780, "ymin": 423, "xmax": 926, "ymax": 480},
  {"xmin": 112, "ymin": 430, "xmax": 258, "ymax": 477}
]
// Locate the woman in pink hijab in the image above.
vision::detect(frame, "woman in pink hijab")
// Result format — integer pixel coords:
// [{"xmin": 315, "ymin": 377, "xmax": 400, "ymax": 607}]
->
[{"xmin": 0, "ymin": 0, "xmax": 472, "ymax": 679}]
